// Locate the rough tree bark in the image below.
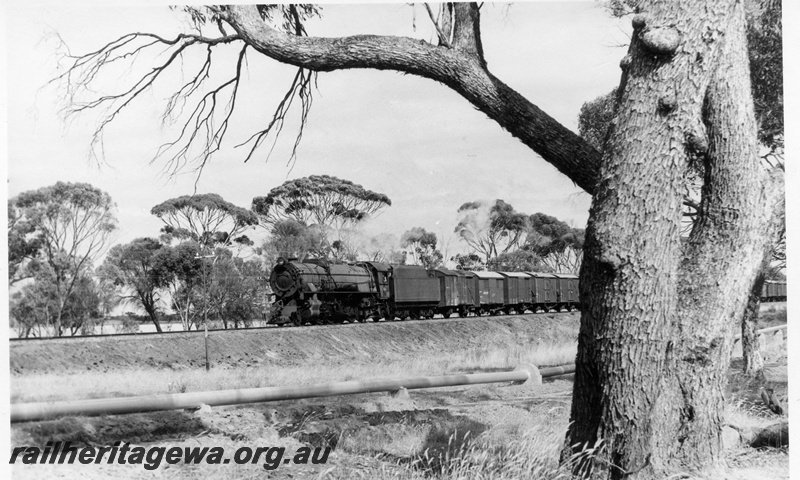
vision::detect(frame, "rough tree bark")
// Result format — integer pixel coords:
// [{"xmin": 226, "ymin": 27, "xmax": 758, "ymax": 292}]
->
[
  {"xmin": 741, "ymin": 253, "xmax": 769, "ymax": 376},
  {"xmin": 741, "ymin": 197, "xmax": 784, "ymax": 376},
  {"xmin": 62, "ymin": 2, "xmax": 783, "ymax": 478},
  {"xmin": 566, "ymin": 1, "xmax": 783, "ymax": 478}
]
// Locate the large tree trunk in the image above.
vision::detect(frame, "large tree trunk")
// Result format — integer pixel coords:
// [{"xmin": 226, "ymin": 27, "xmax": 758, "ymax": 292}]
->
[
  {"xmin": 741, "ymin": 259, "xmax": 769, "ymax": 376},
  {"xmin": 564, "ymin": 1, "xmax": 782, "ymax": 478},
  {"xmin": 739, "ymin": 194, "xmax": 783, "ymax": 376}
]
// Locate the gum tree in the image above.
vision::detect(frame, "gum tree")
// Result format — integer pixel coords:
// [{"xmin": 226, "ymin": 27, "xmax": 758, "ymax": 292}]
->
[
  {"xmin": 54, "ymin": 2, "xmax": 783, "ymax": 477},
  {"xmin": 454, "ymin": 199, "xmax": 529, "ymax": 264},
  {"xmin": 526, "ymin": 212, "xmax": 585, "ymax": 274},
  {"xmin": 151, "ymin": 193, "xmax": 258, "ymax": 250},
  {"xmin": 252, "ymin": 175, "xmax": 391, "ymax": 253},
  {"xmin": 10, "ymin": 182, "xmax": 117, "ymax": 336},
  {"xmin": 578, "ymin": 0, "xmax": 785, "ymax": 379},
  {"xmin": 99, "ymin": 237, "xmax": 172, "ymax": 332},
  {"xmin": 400, "ymin": 227, "xmax": 443, "ymax": 269}
]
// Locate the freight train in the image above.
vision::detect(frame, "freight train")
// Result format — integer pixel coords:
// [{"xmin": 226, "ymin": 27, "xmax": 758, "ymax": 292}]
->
[
  {"xmin": 268, "ymin": 258, "xmax": 580, "ymax": 326},
  {"xmin": 269, "ymin": 258, "xmax": 788, "ymax": 326}
]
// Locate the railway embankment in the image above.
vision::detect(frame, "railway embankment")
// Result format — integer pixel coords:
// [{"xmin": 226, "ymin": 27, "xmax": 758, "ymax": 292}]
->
[{"xmin": 10, "ymin": 313, "xmax": 579, "ymax": 375}]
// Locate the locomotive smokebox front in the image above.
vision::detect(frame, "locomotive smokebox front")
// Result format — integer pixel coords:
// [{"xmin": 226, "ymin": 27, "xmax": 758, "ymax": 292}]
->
[{"xmin": 270, "ymin": 259, "xmax": 302, "ymax": 298}]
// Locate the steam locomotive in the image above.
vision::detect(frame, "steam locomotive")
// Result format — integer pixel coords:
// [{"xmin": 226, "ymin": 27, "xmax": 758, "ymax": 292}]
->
[{"xmin": 268, "ymin": 258, "xmax": 580, "ymax": 326}]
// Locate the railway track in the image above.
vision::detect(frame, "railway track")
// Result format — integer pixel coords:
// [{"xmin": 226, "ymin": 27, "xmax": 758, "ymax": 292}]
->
[{"xmin": 9, "ymin": 309, "xmax": 579, "ymax": 345}]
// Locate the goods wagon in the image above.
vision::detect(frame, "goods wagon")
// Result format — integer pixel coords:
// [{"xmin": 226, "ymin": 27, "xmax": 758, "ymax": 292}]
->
[
  {"xmin": 553, "ymin": 273, "xmax": 580, "ymax": 309},
  {"xmin": 762, "ymin": 280, "xmax": 787, "ymax": 302},
  {"xmin": 528, "ymin": 272, "xmax": 559, "ymax": 310},
  {"xmin": 499, "ymin": 272, "xmax": 533, "ymax": 314},
  {"xmin": 434, "ymin": 268, "xmax": 476, "ymax": 318},
  {"xmin": 472, "ymin": 271, "xmax": 506, "ymax": 314}
]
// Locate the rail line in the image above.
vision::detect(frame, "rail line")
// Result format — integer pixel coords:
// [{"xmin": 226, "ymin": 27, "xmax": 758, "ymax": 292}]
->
[{"xmin": 9, "ymin": 309, "xmax": 580, "ymax": 345}]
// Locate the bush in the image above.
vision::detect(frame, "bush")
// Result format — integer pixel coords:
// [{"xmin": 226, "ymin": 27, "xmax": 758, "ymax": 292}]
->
[{"xmin": 117, "ymin": 316, "xmax": 140, "ymax": 334}]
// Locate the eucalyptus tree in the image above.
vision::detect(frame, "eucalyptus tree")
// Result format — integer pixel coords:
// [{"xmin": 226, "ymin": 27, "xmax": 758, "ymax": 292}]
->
[
  {"xmin": 207, "ymin": 250, "xmax": 268, "ymax": 329},
  {"xmin": 151, "ymin": 193, "xmax": 259, "ymax": 329},
  {"xmin": 578, "ymin": 0, "xmax": 784, "ymax": 379},
  {"xmin": 99, "ymin": 237, "xmax": 172, "ymax": 332},
  {"xmin": 153, "ymin": 240, "xmax": 204, "ymax": 331},
  {"xmin": 10, "ymin": 267, "xmax": 102, "ymax": 337},
  {"xmin": 261, "ymin": 218, "xmax": 325, "ymax": 263},
  {"xmin": 252, "ymin": 175, "xmax": 391, "ymax": 252},
  {"xmin": 487, "ymin": 250, "xmax": 550, "ymax": 273},
  {"xmin": 400, "ymin": 227, "xmax": 443, "ymax": 269},
  {"xmin": 151, "ymin": 193, "xmax": 258, "ymax": 250},
  {"xmin": 526, "ymin": 213, "xmax": 585, "ymax": 274},
  {"xmin": 53, "ymin": 2, "xmax": 782, "ymax": 477},
  {"xmin": 8, "ymin": 200, "xmax": 42, "ymax": 286},
  {"xmin": 454, "ymin": 199, "xmax": 528, "ymax": 264},
  {"xmin": 10, "ymin": 182, "xmax": 117, "ymax": 336}
]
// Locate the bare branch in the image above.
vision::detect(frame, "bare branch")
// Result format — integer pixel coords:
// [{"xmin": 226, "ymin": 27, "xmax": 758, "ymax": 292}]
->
[
  {"xmin": 55, "ymin": 3, "xmax": 600, "ymax": 191},
  {"xmin": 236, "ymin": 67, "xmax": 315, "ymax": 167},
  {"xmin": 222, "ymin": 4, "xmax": 600, "ymax": 193},
  {"xmin": 424, "ymin": 3, "xmax": 452, "ymax": 47},
  {"xmin": 54, "ymin": 32, "xmax": 241, "ymax": 167}
]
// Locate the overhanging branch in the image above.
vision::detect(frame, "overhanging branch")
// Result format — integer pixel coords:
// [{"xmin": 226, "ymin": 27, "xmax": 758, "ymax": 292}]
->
[{"xmin": 221, "ymin": 4, "xmax": 601, "ymax": 193}]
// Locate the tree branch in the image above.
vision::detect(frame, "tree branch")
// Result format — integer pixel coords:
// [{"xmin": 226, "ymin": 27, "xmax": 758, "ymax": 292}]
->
[
  {"xmin": 451, "ymin": 3, "xmax": 485, "ymax": 64},
  {"xmin": 423, "ymin": 3, "xmax": 451, "ymax": 48},
  {"xmin": 222, "ymin": 4, "xmax": 601, "ymax": 194}
]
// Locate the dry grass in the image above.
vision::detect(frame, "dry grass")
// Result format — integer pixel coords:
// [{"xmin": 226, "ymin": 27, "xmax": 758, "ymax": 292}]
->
[
  {"xmin": 11, "ymin": 341, "xmax": 576, "ymax": 404},
  {"xmin": 757, "ymin": 302, "xmax": 787, "ymax": 328}
]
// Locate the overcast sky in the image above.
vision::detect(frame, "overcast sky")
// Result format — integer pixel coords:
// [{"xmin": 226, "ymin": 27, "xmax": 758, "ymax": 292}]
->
[{"xmin": 2, "ymin": 1, "xmax": 781, "ymax": 262}]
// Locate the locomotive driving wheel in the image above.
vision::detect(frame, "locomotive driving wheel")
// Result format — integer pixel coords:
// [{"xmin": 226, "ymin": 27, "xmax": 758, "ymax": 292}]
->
[{"xmin": 290, "ymin": 312, "xmax": 302, "ymax": 327}]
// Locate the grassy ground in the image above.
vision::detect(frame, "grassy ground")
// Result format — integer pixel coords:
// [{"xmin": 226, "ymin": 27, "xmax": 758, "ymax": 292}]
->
[
  {"xmin": 9, "ymin": 305, "xmax": 788, "ymax": 479},
  {"xmin": 9, "ymin": 313, "xmax": 579, "ymax": 375},
  {"xmin": 758, "ymin": 302, "xmax": 787, "ymax": 328},
  {"xmin": 11, "ymin": 341, "xmax": 577, "ymax": 403}
]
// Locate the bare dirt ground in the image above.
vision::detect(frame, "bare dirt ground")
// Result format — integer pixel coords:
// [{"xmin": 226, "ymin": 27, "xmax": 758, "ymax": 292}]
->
[{"xmin": 8, "ymin": 308, "xmax": 788, "ymax": 479}]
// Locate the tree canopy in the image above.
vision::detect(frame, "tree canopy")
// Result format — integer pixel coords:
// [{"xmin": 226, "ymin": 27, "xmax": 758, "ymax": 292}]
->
[
  {"xmin": 8, "ymin": 200, "xmax": 42, "ymax": 285},
  {"xmin": 487, "ymin": 250, "xmax": 550, "ymax": 273},
  {"xmin": 454, "ymin": 199, "xmax": 528, "ymax": 263},
  {"xmin": 525, "ymin": 213, "xmax": 585, "ymax": 274},
  {"xmin": 400, "ymin": 227, "xmax": 443, "ymax": 269},
  {"xmin": 261, "ymin": 218, "xmax": 325, "ymax": 262},
  {"xmin": 252, "ymin": 175, "xmax": 391, "ymax": 231},
  {"xmin": 151, "ymin": 193, "xmax": 258, "ymax": 250},
  {"xmin": 152, "ymin": 240, "xmax": 204, "ymax": 330},
  {"xmin": 99, "ymin": 237, "xmax": 172, "ymax": 332},
  {"xmin": 10, "ymin": 182, "xmax": 117, "ymax": 336}
]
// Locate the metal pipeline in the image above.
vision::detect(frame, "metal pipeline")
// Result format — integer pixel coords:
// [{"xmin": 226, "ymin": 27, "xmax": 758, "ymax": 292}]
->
[
  {"xmin": 540, "ymin": 364, "xmax": 575, "ymax": 377},
  {"xmin": 11, "ymin": 364, "xmax": 551, "ymax": 423}
]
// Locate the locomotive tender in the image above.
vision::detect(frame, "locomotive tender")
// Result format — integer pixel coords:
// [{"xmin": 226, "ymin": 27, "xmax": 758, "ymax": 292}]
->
[{"xmin": 269, "ymin": 258, "xmax": 581, "ymax": 326}]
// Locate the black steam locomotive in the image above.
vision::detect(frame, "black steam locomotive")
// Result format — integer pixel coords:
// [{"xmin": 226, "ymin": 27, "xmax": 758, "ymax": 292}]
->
[{"xmin": 268, "ymin": 258, "xmax": 580, "ymax": 326}]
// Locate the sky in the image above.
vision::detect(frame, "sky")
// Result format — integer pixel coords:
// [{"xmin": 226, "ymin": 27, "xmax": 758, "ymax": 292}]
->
[{"xmin": 3, "ymin": 1, "xmax": 632, "ymax": 260}]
